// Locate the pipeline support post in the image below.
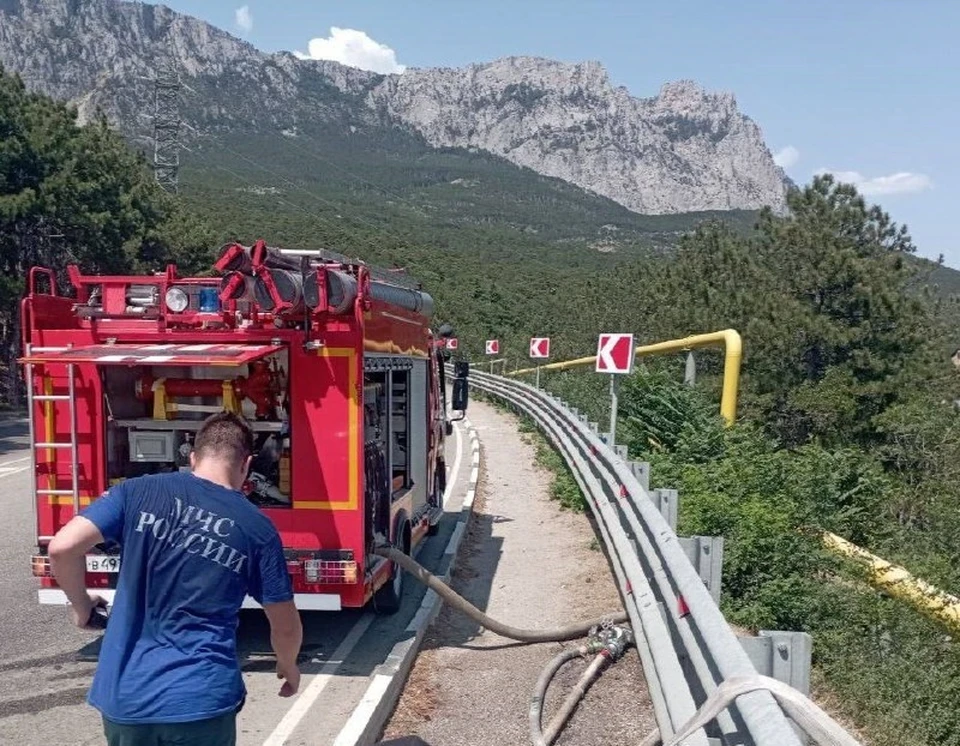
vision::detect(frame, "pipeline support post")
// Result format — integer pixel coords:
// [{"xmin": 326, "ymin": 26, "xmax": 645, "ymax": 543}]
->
[{"xmin": 684, "ymin": 351, "xmax": 696, "ymax": 386}]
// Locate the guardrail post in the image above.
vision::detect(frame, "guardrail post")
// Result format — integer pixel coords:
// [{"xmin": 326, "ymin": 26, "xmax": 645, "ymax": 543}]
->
[
  {"xmin": 739, "ymin": 630, "xmax": 812, "ymax": 695},
  {"xmin": 629, "ymin": 460, "xmax": 650, "ymax": 491},
  {"xmin": 649, "ymin": 488, "xmax": 678, "ymax": 531},
  {"xmin": 739, "ymin": 631, "xmax": 813, "ymax": 744},
  {"xmin": 678, "ymin": 535, "xmax": 724, "ymax": 603}
]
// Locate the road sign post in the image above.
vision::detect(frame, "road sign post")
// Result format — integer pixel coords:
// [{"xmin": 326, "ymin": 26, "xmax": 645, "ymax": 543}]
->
[
  {"xmin": 529, "ymin": 337, "xmax": 550, "ymax": 389},
  {"xmin": 595, "ymin": 333, "xmax": 635, "ymax": 445},
  {"xmin": 609, "ymin": 373, "xmax": 618, "ymax": 443}
]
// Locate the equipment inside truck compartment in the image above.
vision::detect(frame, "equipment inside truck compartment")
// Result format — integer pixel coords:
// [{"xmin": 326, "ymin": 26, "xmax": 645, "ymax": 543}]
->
[{"xmin": 101, "ymin": 348, "xmax": 292, "ymax": 507}]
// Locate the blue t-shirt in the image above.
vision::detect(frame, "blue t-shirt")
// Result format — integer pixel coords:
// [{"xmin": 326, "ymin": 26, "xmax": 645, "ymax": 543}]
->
[{"xmin": 80, "ymin": 471, "xmax": 293, "ymax": 724}]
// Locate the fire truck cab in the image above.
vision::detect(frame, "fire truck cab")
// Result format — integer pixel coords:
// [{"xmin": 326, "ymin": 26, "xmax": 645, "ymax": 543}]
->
[{"xmin": 20, "ymin": 241, "xmax": 465, "ymax": 614}]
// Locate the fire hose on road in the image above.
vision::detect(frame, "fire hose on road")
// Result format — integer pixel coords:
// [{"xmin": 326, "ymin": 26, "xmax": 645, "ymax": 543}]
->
[
  {"xmin": 375, "ymin": 546, "xmax": 627, "ymax": 642},
  {"xmin": 375, "ymin": 546, "xmax": 635, "ymax": 745}
]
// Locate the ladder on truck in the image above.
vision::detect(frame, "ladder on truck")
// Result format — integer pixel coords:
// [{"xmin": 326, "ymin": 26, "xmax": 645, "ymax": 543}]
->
[{"xmin": 25, "ymin": 344, "xmax": 81, "ymax": 542}]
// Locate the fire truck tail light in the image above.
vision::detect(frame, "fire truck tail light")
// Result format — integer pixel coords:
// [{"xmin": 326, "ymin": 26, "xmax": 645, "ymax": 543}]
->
[
  {"xmin": 301, "ymin": 559, "xmax": 358, "ymax": 585},
  {"xmin": 31, "ymin": 555, "xmax": 51, "ymax": 578}
]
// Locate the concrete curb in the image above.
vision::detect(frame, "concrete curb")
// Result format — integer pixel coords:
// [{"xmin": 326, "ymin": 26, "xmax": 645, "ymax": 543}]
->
[{"xmin": 333, "ymin": 418, "xmax": 481, "ymax": 746}]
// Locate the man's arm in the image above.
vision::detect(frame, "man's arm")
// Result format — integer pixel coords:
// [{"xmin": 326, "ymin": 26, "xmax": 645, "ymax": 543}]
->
[
  {"xmin": 250, "ymin": 530, "xmax": 301, "ymax": 696},
  {"xmin": 50, "ymin": 483, "xmax": 126, "ymax": 629},
  {"xmin": 48, "ymin": 516, "xmax": 108, "ymax": 628},
  {"xmin": 263, "ymin": 600, "xmax": 303, "ymax": 697}
]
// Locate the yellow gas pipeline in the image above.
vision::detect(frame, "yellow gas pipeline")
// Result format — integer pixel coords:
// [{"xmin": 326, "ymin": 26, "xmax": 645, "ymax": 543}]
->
[
  {"xmin": 822, "ymin": 531, "xmax": 960, "ymax": 633},
  {"xmin": 510, "ymin": 329, "xmax": 742, "ymax": 426}
]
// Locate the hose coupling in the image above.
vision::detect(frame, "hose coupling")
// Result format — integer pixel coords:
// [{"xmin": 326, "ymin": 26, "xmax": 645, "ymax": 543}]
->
[{"xmin": 593, "ymin": 624, "xmax": 633, "ymax": 661}]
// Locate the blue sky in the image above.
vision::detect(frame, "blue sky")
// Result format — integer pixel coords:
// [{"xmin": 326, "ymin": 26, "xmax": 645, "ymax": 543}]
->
[{"xmin": 155, "ymin": 0, "xmax": 959, "ymax": 267}]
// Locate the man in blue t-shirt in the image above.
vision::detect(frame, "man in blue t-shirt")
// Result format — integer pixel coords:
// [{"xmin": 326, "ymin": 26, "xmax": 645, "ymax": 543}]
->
[{"xmin": 48, "ymin": 412, "xmax": 303, "ymax": 745}]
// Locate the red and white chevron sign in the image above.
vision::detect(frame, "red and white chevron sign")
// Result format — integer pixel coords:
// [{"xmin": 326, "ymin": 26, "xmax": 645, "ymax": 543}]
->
[
  {"xmin": 485, "ymin": 339, "xmax": 499, "ymax": 355},
  {"xmin": 595, "ymin": 333, "xmax": 635, "ymax": 374},
  {"xmin": 529, "ymin": 337, "xmax": 550, "ymax": 359}
]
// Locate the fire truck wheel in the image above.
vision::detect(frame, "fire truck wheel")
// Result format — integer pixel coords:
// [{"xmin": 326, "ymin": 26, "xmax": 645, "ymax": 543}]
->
[
  {"xmin": 427, "ymin": 462, "xmax": 446, "ymax": 537},
  {"xmin": 373, "ymin": 521, "xmax": 410, "ymax": 614}
]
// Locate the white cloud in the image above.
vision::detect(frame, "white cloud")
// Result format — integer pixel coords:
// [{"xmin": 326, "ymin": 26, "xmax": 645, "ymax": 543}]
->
[
  {"xmin": 294, "ymin": 27, "xmax": 406, "ymax": 74},
  {"xmin": 773, "ymin": 145, "xmax": 799, "ymax": 169},
  {"xmin": 815, "ymin": 168, "xmax": 933, "ymax": 196},
  {"xmin": 235, "ymin": 5, "xmax": 253, "ymax": 34}
]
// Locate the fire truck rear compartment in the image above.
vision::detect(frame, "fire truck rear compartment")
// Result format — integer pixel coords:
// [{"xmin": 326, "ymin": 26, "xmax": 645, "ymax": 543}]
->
[{"xmin": 99, "ymin": 349, "xmax": 293, "ymax": 508}]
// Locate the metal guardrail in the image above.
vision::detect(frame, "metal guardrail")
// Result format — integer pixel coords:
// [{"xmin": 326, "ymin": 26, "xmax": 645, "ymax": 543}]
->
[{"xmin": 467, "ymin": 368, "xmax": 803, "ymax": 746}]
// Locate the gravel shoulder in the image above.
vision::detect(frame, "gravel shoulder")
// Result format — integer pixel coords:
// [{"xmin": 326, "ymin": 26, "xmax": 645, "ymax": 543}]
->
[{"xmin": 382, "ymin": 400, "xmax": 655, "ymax": 745}]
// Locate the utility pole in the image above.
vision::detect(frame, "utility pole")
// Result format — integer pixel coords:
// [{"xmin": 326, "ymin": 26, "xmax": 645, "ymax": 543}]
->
[{"xmin": 152, "ymin": 59, "xmax": 182, "ymax": 193}]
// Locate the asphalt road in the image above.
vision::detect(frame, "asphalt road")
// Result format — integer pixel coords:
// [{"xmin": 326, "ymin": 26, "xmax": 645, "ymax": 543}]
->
[{"xmin": 0, "ymin": 417, "xmax": 469, "ymax": 746}]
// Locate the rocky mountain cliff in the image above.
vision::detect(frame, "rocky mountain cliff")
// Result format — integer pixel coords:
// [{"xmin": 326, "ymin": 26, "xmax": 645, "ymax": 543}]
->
[{"xmin": 0, "ymin": 0, "xmax": 789, "ymax": 215}]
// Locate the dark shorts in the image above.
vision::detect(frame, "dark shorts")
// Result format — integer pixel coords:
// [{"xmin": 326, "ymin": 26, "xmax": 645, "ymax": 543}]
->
[{"xmin": 102, "ymin": 710, "xmax": 237, "ymax": 746}]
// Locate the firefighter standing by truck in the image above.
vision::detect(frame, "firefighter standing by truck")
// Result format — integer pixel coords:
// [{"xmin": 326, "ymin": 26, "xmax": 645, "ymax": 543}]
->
[{"xmin": 47, "ymin": 412, "xmax": 303, "ymax": 746}]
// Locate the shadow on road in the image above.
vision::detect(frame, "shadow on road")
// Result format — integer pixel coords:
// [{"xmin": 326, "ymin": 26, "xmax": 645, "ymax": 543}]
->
[
  {"xmin": 418, "ymin": 505, "xmax": 504, "ymax": 652},
  {"xmin": 0, "ymin": 419, "xmax": 29, "ymax": 457},
  {"xmin": 0, "ymin": 686, "xmax": 89, "ymax": 718}
]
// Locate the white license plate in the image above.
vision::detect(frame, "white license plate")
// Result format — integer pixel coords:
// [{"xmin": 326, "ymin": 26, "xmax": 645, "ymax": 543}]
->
[{"xmin": 86, "ymin": 555, "xmax": 121, "ymax": 573}]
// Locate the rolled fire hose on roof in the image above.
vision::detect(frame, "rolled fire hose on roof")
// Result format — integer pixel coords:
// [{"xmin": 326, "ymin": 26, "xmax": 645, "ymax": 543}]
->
[{"xmin": 374, "ymin": 546, "xmax": 627, "ymax": 642}]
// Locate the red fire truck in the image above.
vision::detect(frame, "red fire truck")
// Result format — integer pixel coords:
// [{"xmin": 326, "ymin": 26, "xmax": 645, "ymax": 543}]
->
[{"xmin": 21, "ymin": 241, "xmax": 465, "ymax": 613}]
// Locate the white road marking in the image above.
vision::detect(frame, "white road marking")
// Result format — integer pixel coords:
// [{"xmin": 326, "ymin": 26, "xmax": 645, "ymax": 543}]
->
[
  {"xmin": 444, "ymin": 419, "xmax": 463, "ymax": 505},
  {"xmin": 331, "ymin": 674, "xmax": 393, "ymax": 746},
  {"xmin": 0, "ymin": 464, "xmax": 30, "ymax": 480},
  {"xmin": 0, "ymin": 456, "xmax": 30, "ymax": 467},
  {"xmin": 261, "ymin": 613, "xmax": 375, "ymax": 746}
]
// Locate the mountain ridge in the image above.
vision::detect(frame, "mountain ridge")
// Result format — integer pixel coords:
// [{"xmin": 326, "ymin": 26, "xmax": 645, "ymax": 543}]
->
[{"xmin": 0, "ymin": 0, "xmax": 790, "ymax": 215}]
